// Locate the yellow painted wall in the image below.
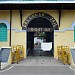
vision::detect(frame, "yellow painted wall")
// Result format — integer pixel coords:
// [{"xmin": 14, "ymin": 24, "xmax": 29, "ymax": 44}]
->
[
  {"xmin": 54, "ymin": 30, "xmax": 74, "ymax": 59},
  {"xmin": 0, "ymin": 10, "xmax": 75, "ymax": 60},
  {"xmin": 22, "ymin": 10, "xmax": 59, "ymax": 26},
  {"xmin": 0, "ymin": 10, "xmax": 74, "ymax": 31},
  {"xmin": 0, "ymin": 10, "xmax": 75, "ymax": 66},
  {"xmin": 12, "ymin": 10, "xmax": 21, "ymax": 30},
  {"xmin": 60, "ymin": 10, "xmax": 75, "ymax": 30},
  {"xmin": 11, "ymin": 30, "xmax": 26, "ymax": 58},
  {"xmin": 0, "ymin": 10, "xmax": 10, "ymax": 48},
  {"xmin": 0, "ymin": 10, "xmax": 10, "ymax": 23},
  {"xmin": 0, "ymin": 10, "xmax": 74, "ymax": 30}
]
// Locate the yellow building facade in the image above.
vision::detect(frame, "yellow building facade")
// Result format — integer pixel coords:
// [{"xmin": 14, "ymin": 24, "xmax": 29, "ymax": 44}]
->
[
  {"xmin": 0, "ymin": 10, "xmax": 75, "ymax": 66},
  {"xmin": 0, "ymin": 10, "xmax": 75, "ymax": 58}
]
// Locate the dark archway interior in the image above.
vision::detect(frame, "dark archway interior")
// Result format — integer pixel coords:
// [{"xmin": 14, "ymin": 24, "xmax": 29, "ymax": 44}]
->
[
  {"xmin": 27, "ymin": 17, "xmax": 53, "ymax": 28},
  {"xmin": 27, "ymin": 17, "xmax": 54, "ymax": 56}
]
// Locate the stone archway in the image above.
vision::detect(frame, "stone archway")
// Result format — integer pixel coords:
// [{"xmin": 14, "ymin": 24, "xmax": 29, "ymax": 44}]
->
[
  {"xmin": 22, "ymin": 12, "xmax": 59, "ymax": 30},
  {"xmin": 22, "ymin": 12, "xmax": 59, "ymax": 56}
]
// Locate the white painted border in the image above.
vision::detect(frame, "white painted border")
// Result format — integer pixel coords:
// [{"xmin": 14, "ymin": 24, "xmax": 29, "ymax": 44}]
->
[
  {"xmin": 55, "ymin": 21, "xmax": 75, "ymax": 32},
  {"xmin": 0, "ymin": 65, "xmax": 13, "ymax": 72},
  {"xmin": 69, "ymin": 66, "xmax": 75, "ymax": 71},
  {"xmin": 11, "ymin": 28, "xmax": 26, "ymax": 32},
  {"xmin": 0, "ymin": 65, "xmax": 74, "ymax": 73},
  {"xmin": 0, "ymin": 1, "xmax": 75, "ymax": 4},
  {"xmin": 0, "ymin": 20, "xmax": 10, "ymax": 29}
]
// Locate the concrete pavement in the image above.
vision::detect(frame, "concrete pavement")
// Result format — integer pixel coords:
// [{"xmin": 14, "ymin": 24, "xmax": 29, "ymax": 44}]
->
[
  {"xmin": 0, "ymin": 56, "xmax": 75, "ymax": 75},
  {"xmin": 18, "ymin": 56, "xmax": 67, "ymax": 66},
  {"xmin": 0, "ymin": 66, "xmax": 74, "ymax": 75}
]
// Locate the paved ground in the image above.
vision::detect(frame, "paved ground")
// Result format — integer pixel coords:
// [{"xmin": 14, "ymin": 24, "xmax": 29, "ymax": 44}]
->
[
  {"xmin": 0, "ymin": 66, "xmax": 75, "ymax": 75},
  {"xmin": 18, "ymin": 56, "xmax": 65, "ymax": 66},
  {"xmin": 0, "ymin": 56, "xmax": 75, "ymax": 75}
]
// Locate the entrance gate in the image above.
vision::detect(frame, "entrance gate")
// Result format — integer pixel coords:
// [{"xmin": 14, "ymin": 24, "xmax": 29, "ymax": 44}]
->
[{"xmin": 22, "ymin": 12, "xmax": 59, "ymax": 56}]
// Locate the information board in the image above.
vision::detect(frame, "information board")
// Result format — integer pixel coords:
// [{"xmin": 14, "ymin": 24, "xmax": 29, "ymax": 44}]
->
[
  {"xmin": 27, "ymin": 28, "xmax": 53, "ymax": 32},
  {"xmin": 0, "ymin": 48, "xmax": 11, "ymax": 62},
  {"xmin": 41, "ymin": 42, "xmax": 52, "ymax": 51}
]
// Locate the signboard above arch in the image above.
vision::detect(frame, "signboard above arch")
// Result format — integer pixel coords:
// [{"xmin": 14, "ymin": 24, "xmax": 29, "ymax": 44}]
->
[{"xmin": 22, "ymin": 12, "xmax": 59, "ymax": 30}]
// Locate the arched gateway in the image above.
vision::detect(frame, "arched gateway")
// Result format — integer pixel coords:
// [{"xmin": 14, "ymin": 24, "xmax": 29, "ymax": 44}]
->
[{"xmin": 22, "ymin": 12, "xmax": 59, "ymax": 56}]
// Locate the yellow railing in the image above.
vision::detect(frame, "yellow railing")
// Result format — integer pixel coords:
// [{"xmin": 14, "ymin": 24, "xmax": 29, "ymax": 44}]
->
[
  {"xmin": 11, "ymin": 45, "xmax": 24, "ymax": 64},
  {"xmin": 57, "ymin": 46, "xmax": 70, "ymax": 65}
]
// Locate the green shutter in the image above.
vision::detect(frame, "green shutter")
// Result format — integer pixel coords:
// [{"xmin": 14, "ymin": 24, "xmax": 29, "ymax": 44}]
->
[{"xmin": 0, "ymin": 23, "xmax": 7, "ymax": 42}]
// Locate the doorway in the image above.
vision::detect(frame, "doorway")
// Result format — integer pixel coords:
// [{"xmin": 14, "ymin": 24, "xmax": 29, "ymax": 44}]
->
[{"xmin": 27, "ymin": 17, "xmax": 54, "ymax": 56}]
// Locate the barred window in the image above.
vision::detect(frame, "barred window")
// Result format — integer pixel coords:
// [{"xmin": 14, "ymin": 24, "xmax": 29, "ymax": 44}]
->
[{"xmin": 0, "ymin": 23, "xmax": 7, "ymax": 42}]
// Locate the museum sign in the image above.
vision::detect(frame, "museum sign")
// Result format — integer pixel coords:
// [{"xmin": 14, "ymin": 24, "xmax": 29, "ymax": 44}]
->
[
  {"xmin": 22, "ymin": 12, "xmax": 58, "ymax": 30},
  {"xmin": 27, "ymin": 28, "xmax": 53, "ymax": 32}
]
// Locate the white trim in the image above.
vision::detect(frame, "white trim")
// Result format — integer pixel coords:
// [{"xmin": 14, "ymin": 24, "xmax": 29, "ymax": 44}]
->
[
  {"xmin": 0, "ymin": 20, "xmax": 10, "ymax": 29},
  {"xmin": 11, "ymin": 28, "xmax": 26, "ymax": 32},
  {"xmin": 0, "ymin": 1, "xmax": 75, "ymax": 4},
  {"xmin": 0, "ymin": 65, "xmax": 13, "ymax": 72},
  {"xmin": 54, "ymin": 21, "xmax": 75, "ymax": 32},
  {"xmin": 69, "ymin": 66, "xmax": 75, "ymax": 71},
  {"xmin": 1, "ymin": 47, "xmax": 11, "ymax": 48}
]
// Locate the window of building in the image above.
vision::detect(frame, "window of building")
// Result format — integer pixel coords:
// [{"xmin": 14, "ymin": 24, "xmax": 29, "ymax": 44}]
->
[{"xmin": 0, "ymin": 23, "xmax": 7, "ymax": 42}]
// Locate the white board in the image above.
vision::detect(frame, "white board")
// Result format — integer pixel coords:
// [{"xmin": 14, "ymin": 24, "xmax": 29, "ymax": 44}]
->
[{"xmin": 41, "ymin": 42, "xmax": 52, "ymax": 51}]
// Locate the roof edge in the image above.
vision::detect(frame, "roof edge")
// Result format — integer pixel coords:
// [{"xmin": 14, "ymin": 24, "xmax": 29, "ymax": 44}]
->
[{"xmin": 0, "ymin": 1, "xmax": 75, "ymax": 4}]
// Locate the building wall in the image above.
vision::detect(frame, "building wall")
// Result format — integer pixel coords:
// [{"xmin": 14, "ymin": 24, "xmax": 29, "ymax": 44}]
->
[
  {"xmin": 11, "ymin": 10, "xmax": 75, "ymax": 30},
  {"xmin": 0, "ymin": 10, "xmax": 10, "ymax": 23},
  {"xmin": 11, "ymin": 30, "xmax": 26, "ymax": 58},
  {"xmin": 60, "ymin": 10, "xmax": 75, "ymax": 30},
  {"xmin": 22, "ymin": 10, "xmax": 59, "ymax": 27},
  {"xmin": 0, "ymin": 10, "xmax": 10, "ymax": 47},
  {"xmin": 0, "ymin": 10, "xmax": 74, "ymax": 30},
  {"xmin": 54, "ymin": 30, "xmax": 74, "ymax": 58},
  {"xmin": 0, "ymin": 10, "xmax": 74, "ymax": 59},
  {"xmin": 12, "ymin": 10, "xmax": 21, "ymax": 30}
]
